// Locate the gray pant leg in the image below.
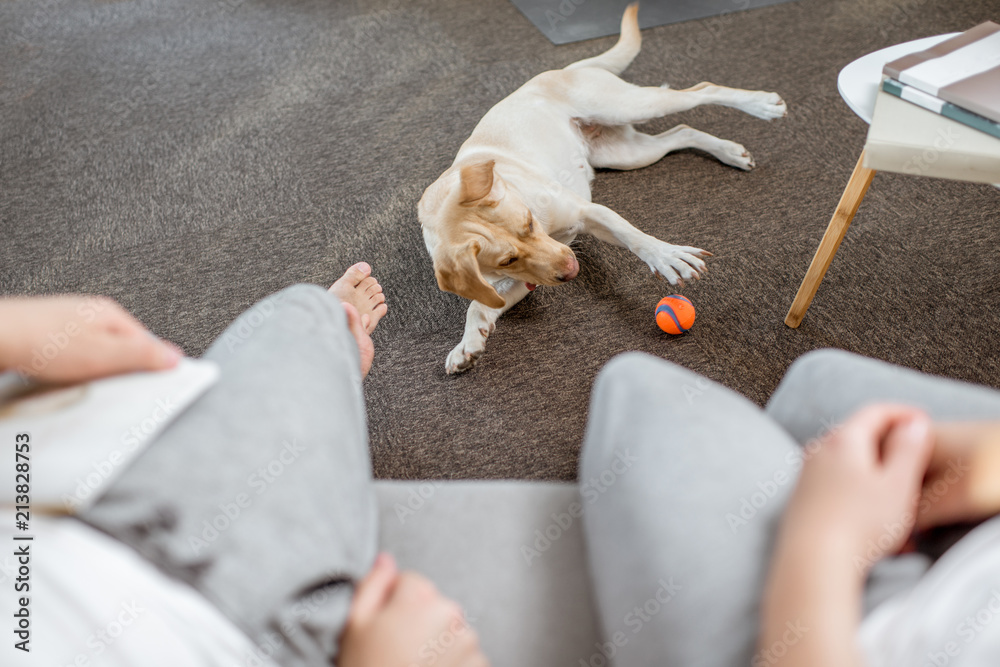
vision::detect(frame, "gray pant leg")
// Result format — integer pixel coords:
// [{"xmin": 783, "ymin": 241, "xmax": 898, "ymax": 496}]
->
[
  {"xmin": 765, "ymin": 347, "xmax": 1000, "ymax": 610},
  {"xmin": 580, "ymin": 353, "xmax": 801, "ymax": 667},
  {"xmin": 766, "ymin": 348, "xmax": 1000, "ymax": 443},
  {"xmin": 82, "ymin": 284, "xmax": 375, "ymax": 667}
]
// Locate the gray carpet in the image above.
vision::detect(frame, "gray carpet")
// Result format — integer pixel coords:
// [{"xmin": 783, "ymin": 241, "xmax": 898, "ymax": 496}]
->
[{"xmin": 2, "ymin": 0, "xmax": 998, "ymax": 481}]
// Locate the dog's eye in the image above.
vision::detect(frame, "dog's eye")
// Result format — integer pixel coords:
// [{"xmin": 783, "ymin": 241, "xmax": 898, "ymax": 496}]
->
[
  {"xmin": 527, "ymin": 216, "xmax": 534, "ymax": 234},
  {"xmin": 500, "ymin": 256, "xmax": 518, "ymax": 267}
]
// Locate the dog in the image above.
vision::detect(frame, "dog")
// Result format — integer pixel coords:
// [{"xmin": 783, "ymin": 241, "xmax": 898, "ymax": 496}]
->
[{"xmin": 418, "ymin": 4, "xmax": 786, "ymax": 374}]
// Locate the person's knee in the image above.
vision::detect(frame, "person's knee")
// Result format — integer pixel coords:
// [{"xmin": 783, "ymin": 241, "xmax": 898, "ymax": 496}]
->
[
  {"xmin": 596, "ymin": 351, "xmax": 699, "ymax": 395},
  {"xmin": 274, "ymin": 283, "xmax": 334, "ymax": 310},
  {"xmin": 769, "ymin": 348, "xmax": 886, "ymax": 420},
  {"xmin": 585, "ymin": 352, "xmax": 705, "ymax": 466},
  {"xmin": 272, "ymin": 284, "xmax": 346, "ymax": 327},
  {"xmin": 598, "ymin": 352, "xmax": 656, "ymax": 386},
  {"xmin": 214, "ymin": 285, "xmax": 345, "ymax": 356},
  {"xmin": 783, "ymin": 348, "xmax": 867, "ymax": 387}
]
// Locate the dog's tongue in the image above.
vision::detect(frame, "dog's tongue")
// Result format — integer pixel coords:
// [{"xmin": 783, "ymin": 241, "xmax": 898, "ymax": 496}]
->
[{"xmin": 526, "ymin": 283, "xmax": 537, "ymax": 291}]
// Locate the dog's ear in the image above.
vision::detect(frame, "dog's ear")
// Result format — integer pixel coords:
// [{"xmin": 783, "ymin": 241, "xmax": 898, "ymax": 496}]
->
[
  {"xmin": 458, "ymin": 160, "xmax": 505, "ymax": 207},
  {"xmin": 434, "ymin": 239, "xmax": 505, "ymax": 308}
]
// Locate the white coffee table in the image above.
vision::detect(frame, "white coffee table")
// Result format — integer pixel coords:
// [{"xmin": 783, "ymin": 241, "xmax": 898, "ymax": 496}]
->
[{"xmin": 784, "ymin": 34, "xmax": 958, "ymax": 328}]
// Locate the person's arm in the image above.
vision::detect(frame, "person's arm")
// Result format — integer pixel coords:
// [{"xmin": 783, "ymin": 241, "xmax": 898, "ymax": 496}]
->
[
  {"xmin": 758, "ymin": 406, "xmax": 934, "ymax": 667},
  {"xmin": 759, "ymin": 527, "xmax": 865, "ymax": 666},
  {"xmin": 919, "ymin": 422, "xmax": 1000, "ymax": 529},
  {"xmin": 0, "ymin": 295, "xmax": 180, "ymax": 384}
]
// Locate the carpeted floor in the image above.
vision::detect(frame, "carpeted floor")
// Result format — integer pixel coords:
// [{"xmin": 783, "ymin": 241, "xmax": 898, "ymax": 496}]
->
[{"xmin": 2, "ymin": 0, "xmax": 998, "ymax": 481}]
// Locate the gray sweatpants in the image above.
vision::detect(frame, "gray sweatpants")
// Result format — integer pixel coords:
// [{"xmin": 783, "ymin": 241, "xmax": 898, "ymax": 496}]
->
[
  {"xmin": 82, "ymin": 282, "xmax": 1000, "ymax": 667},
  {"xmin": 82, "ymin": 284, "xmax": 375, "ymax": 667},
  {"xmin": 580, "ymin": 350, "xmax": 1000, "ymax": 667}
]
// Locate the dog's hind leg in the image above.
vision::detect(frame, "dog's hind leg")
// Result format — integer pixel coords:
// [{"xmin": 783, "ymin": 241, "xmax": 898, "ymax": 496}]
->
[
  {"xmin": 562, "ymin": 68, "xmax": 786, "ymax": 125},
  {"xmin": 588, "ymin": 124, "xmax": 756, "ymax": 171}
]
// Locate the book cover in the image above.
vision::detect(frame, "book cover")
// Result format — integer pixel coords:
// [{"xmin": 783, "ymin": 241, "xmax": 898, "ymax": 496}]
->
[{"xmin": 883, "ymin": 22, "xmax": 1000, "ymax": 124}]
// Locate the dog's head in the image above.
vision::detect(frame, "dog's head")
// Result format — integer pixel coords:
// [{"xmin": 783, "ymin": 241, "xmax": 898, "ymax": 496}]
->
[{"xmin": 420, "ymin": 160, "xmax": 579, "ymax": 309}]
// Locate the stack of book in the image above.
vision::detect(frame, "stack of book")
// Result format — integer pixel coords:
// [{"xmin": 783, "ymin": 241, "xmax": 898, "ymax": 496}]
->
[{"xmin": 864, "ymin": 21, "xmax": 1000, "ymax": 184}]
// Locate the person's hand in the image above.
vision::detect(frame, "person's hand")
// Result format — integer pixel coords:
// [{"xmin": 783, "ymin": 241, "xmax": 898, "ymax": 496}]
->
[
  {"xmin": 338, "ymin": 553, "xmax": 489, "ymax": 667},
  {"xmin": 0, "ymin": 296, "xmax": 182, "ymax": 384},
  {"xmin": 781, "ymin": 404, "xmax": 934, "ymax": 573},
  {"xmin": 760, "ymin": 406, "xmax": 932, "ymax": 667},
  {"xmin": 917, "ymin": 422, "xmax": 1000, "ymax": 530}
]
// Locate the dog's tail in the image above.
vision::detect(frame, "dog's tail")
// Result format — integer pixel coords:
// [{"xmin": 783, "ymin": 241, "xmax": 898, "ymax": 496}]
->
[{"xmin": 564, "ymin": 3, "xmax": 641, "ymax": 75}]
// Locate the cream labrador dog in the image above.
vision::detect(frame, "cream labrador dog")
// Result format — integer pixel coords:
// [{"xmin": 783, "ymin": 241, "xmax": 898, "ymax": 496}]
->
[{"xmin": 419, "ymin": 4, "xmax": 786, "ymax": 374}]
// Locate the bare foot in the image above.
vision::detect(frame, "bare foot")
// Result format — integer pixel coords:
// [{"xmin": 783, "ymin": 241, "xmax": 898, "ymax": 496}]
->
[
  {"xmin": 342, "ymin": 303, "xmax": 374, "ymax": 379},
  {"xmin": 329, "ymin": 262, "xmax": 387, "ymax": 335}
]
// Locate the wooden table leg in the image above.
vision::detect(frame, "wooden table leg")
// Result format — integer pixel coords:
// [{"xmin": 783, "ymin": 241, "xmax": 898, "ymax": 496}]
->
[{"xmin": 784, "ymin": 150, "xmax": 876, "ymax": 328}]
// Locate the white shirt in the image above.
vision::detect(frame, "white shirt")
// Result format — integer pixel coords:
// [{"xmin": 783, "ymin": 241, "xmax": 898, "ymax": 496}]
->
[
  {"xmin": 860, "ymin": 513, "xmax": 1000, "ymax": 667},
  {"xmin": 0, "ymin": 513, "xmax": 266, "ymax": 666}
]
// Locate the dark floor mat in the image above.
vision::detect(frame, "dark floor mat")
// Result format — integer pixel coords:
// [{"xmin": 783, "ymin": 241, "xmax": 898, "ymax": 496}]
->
[{"xmin": 510, "ymin": 0, "xmax": 802, "ymax": 44}]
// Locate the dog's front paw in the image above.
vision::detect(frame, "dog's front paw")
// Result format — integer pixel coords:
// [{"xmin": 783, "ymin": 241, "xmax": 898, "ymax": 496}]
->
[
  {"xmin": 719, "ymin": 141, "xmax": 756, "ymax": 171},
  {"xmin": 747, "ymin": 92, "xmax": 787, "ymax": 120},
  {"xmin": 643, "ymin": 244, "xmax": 712, "ymax": 287},
  {"xmin": 445, "ymin": 337, "xmax": 487, "ymax": 374}
]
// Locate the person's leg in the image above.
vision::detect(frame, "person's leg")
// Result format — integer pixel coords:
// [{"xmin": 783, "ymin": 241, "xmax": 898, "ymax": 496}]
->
[
  {"xmin": 580, "ymin": 352, "xmax": 801, "ymax": 667},
  {"xmin": 766, "ymin": 348, "xmax": 1000, "ymax": 443},
  {"xmin": 81, "ymin": 283, "xmax": 374, "ymax": 667}
]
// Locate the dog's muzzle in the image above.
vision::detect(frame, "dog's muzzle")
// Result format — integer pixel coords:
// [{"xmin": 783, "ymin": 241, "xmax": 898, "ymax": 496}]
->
[{"xmin": 558, "ymin": 256, "xmax": 580, "ymax": 282}]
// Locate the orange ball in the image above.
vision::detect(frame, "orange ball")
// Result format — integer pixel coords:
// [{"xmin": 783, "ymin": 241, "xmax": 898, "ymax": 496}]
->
[{"xmin": 655, "ymin": 295, "xmax": 695, "ymax": 334}]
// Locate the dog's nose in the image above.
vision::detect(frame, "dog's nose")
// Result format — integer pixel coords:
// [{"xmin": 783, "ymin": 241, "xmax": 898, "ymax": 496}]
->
[{"xmin": 558, "ymin": 256, "xmax": 580, "ymax": 282}]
